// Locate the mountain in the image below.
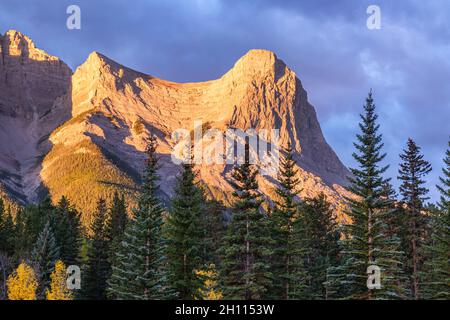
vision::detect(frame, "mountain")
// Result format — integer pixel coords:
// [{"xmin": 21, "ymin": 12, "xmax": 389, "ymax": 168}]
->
[
  {"xmin": 0, "ymin": 30, "xmax": 71, "ymax": 211},
  {"xmin": 0, "ymin": 30, "xmax": 351, "ymax": 226}
]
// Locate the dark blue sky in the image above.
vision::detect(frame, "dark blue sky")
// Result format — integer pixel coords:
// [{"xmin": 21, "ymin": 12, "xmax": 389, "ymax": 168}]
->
[{"xmin": 1, "ymin": 0, "xmax": 448, "ymax": 202}]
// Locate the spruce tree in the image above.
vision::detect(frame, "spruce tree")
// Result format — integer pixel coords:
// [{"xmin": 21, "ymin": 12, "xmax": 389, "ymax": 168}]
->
[
  {"xmin": 421, "ymin": 140, "xmax": 450, "ymax": 299},
  {"xmin": 54, "ymin": 196, "xmax": 82, "ymax": 266},
  {"xmin": 83, "ymin": 197, "xmax": 111, "ymax": 300},
  {"xmin": 0, "ymin": 200, "xmax": 15, "ymax": 256},
  {"xmin": 296, "ymin": 194, "xmax": 340, "ymax": 299},
  {"xmin": 15, "ymin": 198, "xmax": 55, "ymax": 258},
  {"xmin": 397, "ymin": 138, "xmax": 432, "ymax": 299},
  {"xmin": 222, "ymin": 151, "xmax": 273, "ymax": 300},
  {"xmin": 200, "ymin": 199, "xmax": 226, "ymax": 267},
  {"xmin": 270, "ymin": 144, "xmax": 304, "ymax": 299},
  {"xmin": 326, "ymin": 91, "xmax": 407, "ymax": 300},
  {"xmin": 29, "ymin": 221, "xmax": 60, "ymax": 299},
  {"xmin": 107, "ymin": 191, "xmax": 128, "ymax": 265},
  {"xmin": 108, "ymin": 135, "xmax": 174, "ymax": 300},
  {"xmin": 166, "ymin": 163, "xmax": 204, "ymax": 299},
  {"xmin": 381, "ymin": 181, "xmax": 402, "ymax": 240}
]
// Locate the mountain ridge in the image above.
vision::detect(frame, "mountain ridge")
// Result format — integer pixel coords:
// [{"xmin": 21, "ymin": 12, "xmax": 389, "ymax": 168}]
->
[{"xmin": 0, "ymin": 30, "xmax": 350, "ymax": 225}]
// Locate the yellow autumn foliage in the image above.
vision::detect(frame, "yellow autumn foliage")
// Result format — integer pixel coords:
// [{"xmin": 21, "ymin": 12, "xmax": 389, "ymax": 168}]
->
[
  {"xmin": 195, "ymin": 264, "xmax": 223, "ymax": 300},
  {"xmin": 7, "ymin": 262, "xmax": 38, "ymax": 300},
  {"xmin": 46, "ymin": 260, "xmax": 74, "ymax": 300}
]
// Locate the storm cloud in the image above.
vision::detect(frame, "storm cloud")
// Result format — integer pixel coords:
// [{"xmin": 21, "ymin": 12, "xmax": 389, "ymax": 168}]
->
[{"xmin": 1, "ymin": 0, "xmax": 448, "ymax": 201}]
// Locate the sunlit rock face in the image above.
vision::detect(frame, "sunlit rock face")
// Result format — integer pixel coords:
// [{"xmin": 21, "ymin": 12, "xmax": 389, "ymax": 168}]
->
[
  {"xmin": 0, "ymin": 30, "xmax": 350, "ymax": 222},
  {"xmin": 0, "ymin": 30, "xmax": 72, "ymax": 204}
]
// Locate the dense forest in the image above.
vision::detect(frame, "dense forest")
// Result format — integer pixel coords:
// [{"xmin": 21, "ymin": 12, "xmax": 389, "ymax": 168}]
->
[{"xmin": 0, "ymin": 92, "xmax": 448, "ymax": 300}]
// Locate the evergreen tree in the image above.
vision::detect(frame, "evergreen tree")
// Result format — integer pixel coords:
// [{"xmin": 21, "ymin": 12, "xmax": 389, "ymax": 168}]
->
[
  {"xmin": 14, "ymin": 198, "xmax": 55, "ymax": 258},
  {"xmin": 200, "ymin": 199, "xmax": 226, "ymax": 267},
  {"xmin": 326, "ymin": 91, "xmax": 407, "ymax": 300},
  {"xmin": 29, "ymin": 221, "xmax": 60, "ymax": 299},
  {"xmin": 381, "ymin": 181, "xmax": 402, "ymax": 240},
  {"xmin": 397, "ymin": 138, "xmax": 432, "ymax": 299},
  {"xmin": 0, "ymin": 252, "xmax": 12, "ymax": 300},
  {"xmin": 108, "ymin": 135, "xmax": 174, "ymax": 299},
  {"xmin": 46, "ymin": 260, "xmax": 74, "ymax": 300},
  {"xmin": 0, "ymin": 200, "xmax": 15, "ymax": 256},
  {"xmin": 166, "ymin": 163, "xmax": 204, "ymax": 299},
  {"xmin": 222, "ymin": 153, "xmax": 273, "ymax": 300},
  {"xmin": 54, "ymin": 196, "xmax": 82, "ymax": 266},
  {"xmin": 421, "ymin": 140, "xmax": 450, "ymax": 299},
  {"xmin": 107, "ymin": 191, "xmax": 128, "ymax": 265},
  {"xmin": 296, "ymin": 194, "xmax": 340, "ymax": 299},
  {"xmin": 270, "ymin": 144, "xmax": 304, "ymax": 299},
  {"xmin": 83, "ymin": 197, "xmax": 111, "ymax": 300}
]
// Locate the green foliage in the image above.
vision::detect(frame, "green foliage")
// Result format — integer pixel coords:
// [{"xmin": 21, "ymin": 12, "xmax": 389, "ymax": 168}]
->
[
  {"xmin": 43, "ymin": 140, "xmax": 138, "ymax": 231},
  {"xmin": 29, "ymin": 221, "xmax": 60, "ymax": 299},
  {"xmin": 108, "ymin": 136, "xmax": 175, "ymax": 299},
  {"xmin": 296, "ymin": 194, "xmax": 340, "ymax": 299},
  {"xmin": 166, "ymin": 163, "xmax": 205, "ymax": 299},
  {"xmin": 397, "ymin": 138, "xmax": 432, "ymax": 298},
  {"xmin": 270, "ymin": 145, "xmax": 305, "ymax": 299},
  {"xmin": 421, "ymin": 140, "xmax": 450, "ymax": 299},
  {"xmin": 326, "ymin": 91, "xmax": 407, "ymax": 300},
  {"xmin": 0, "ymin": 199, "xmax": 15, "ymax": 256},
  {"xmin": 106, "ymin": 191, "xmax": 128, "ymax": 267},
  {"xmin": 53, "ymin": 196, "xmax": 82, "ymax": 266},
  {"xmin": 221, "ymin": 160, "xmax": 273, "ymax": 300},
  {"xmin": 83, "ymin": 198, "xmax": 111, "ymax": 300},
  {"xmin": 199, "ymin": 199, "xmax": 226, "ymax": 267},
  {"xmin": 14, "ymin": 198, "xmax": 55, "ymax": 260}
]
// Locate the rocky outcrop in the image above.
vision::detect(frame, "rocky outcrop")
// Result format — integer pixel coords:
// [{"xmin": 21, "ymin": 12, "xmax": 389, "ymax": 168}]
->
[
  {"xmin": 42, "ymin": 48, "xmax": 350, "ymax": 221},
  {"xmin": 0, "ymin": 30, "xmax": 72, "ymax": 204},
  {"xmin": 0, "ymin": 30, "xmax": 350, "ymax": 222}
]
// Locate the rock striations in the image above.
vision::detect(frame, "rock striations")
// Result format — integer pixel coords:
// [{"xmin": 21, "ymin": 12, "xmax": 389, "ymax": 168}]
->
[{"xmin": 0, "ymin": 30, "xmax": 350, "ymax": 224}]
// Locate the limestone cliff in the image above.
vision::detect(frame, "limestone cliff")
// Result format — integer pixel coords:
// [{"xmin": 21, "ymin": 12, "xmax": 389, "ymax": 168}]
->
[{"xmin": 0, "ymin": 30, "xmax": 351, "ymax": 224}]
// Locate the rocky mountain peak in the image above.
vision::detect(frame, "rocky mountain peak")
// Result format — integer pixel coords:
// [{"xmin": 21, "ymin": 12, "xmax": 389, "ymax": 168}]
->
[
  {"xmin": 0, "ymin": 30, "xmax": 351, "ymax": 223},
  {"xmin": 225, "ymin": 49, "xmax": 292, "ymax": 84}
]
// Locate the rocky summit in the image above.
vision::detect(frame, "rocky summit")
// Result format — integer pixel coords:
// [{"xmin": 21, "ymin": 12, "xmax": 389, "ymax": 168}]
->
[{"xmin": 0, "ymin": 30, "xmax": 350, "ymax": 226}]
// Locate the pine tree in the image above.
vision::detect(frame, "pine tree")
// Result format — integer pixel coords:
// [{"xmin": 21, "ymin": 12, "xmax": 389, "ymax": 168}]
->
[
  {"xmin": 326, "ymin": 91, "xmax": 407, "ymax": 300},
  {"xmin": 46, "ymin": 260, "xmax": 74, "ymax": 300},
  {"xmin": 0, "ymin": 200, "xmax": 15, "ymax": 256},
  {"xmin": 200, "ymin": 199, "xmax": 226, "ymax": 267},
  {"xmin": 381, "ymin": 181, "xmax": 402, "ymax": 239},
  {"xmin": 397, "ymin": 138, "xmax": 432, "ymax": 299},
  {"xmin": 54, "ymin": 196, "xmax": 82, "ymax": 266},
  {"xmin": 14, "ymin": 199, "xmax": 54, "ymax": 258},
  {"xmin": 107, "ymin": 191, "xmax": 128, "ymax": 266},
  {"xmin": 296, "ymin": 194, "xmax": 340, "ymax": 299},
  {"xmin": 270, "ymin": 144, "xmax": 304, "ymax": 299},
  {"xmin": 0, "ymin": 252, "xmax": 12, "ymax": 300},
  {"xmin": 108, "ymin": 135, "xmax": 175, "ymax": 300},
  {"xmin": 421, "ymin": 140, "xmax": 450, "ymax": 299},
  {"xmin": 83, "ymin": 197, "xmax": 111, "ymax": 300},
  {"xmin": 29, "ymin": 221, "xmax": 60, "ymax": 299},
  {"xmin": 7, "ymin": 262, "xmax": 38, "ymax": 300},
  {"xmin": 222, "ymin": 151, "xmax": 273, "ymax": 300},
  {"xmin": 166, "ymin": 163, "xmax": 204, "ymax": 299}
]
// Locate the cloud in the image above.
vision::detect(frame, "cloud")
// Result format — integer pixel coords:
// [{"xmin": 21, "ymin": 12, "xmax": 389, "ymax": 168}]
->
[{"xmin": 0, "ymin": 0, "xmax": 448, "ymax": 201}]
